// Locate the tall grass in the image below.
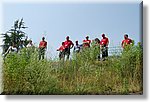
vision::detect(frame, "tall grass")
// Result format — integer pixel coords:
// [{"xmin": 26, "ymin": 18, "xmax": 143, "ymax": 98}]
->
[{"xmin": 2, "ymin": 44, "xmax": 143, "ymax": 95}]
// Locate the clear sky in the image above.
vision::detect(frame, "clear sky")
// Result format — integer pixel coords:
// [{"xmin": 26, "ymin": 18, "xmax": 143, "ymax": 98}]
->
[{"xmin": 2, "ymin": 2, "xmax": 142, "ymax": 59}]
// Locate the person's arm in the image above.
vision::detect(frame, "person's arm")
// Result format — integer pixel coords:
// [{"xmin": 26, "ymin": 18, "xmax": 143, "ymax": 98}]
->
[
  {"xmin": 100, "ymin": 40, "xmax": 103, "ymax": 48},
  {"xmin": 4, "ymin": 46, "xmax": 11, "ymax": 56},
  {"xmin": 89, "ymin": 40, "xmax": 91, "ymax": 44},
  {"xmin": 89, "ymin": 40, "xmax": 91, "ymax": 47},
  {"xmin": 82, "ymin": 40, "xmax": 85, "ymax": 44},
  {"xmin": 73, "ymin": 46, "xmax": 75, "ymax": 53},
  {"xmin": 73, "ymin": 46, "xmax": 75, "ymax": 51},
  {"xmin": 70, "ymin": 41, "xmax": 74, "ymax": 49},
  {"xmin": 106, "ymin": 38, "xmax": 109, "ymax": 47},
  {"xmin": 130, "ymin": 39, "xmax": 133, "ymax": 45},
  {"xmin": 45, "ymin": 42, "xmax": 47, "ymax": 49},
  {"xmin": 121, "ymin": 40, "xmax": 124, "ymax": 48},
  {"xmin": 39, "ymin": 42, "xmax": 41, "ymax": 48},
  {"xmin": 27, "ymin": 44, "xmax": 30, "ymax": 48},
  {"xmin": 57, "ymin": 46, "xmax": 61, "ymax": 51},
  {"xmin": 78, "ymin": 46, "xmax": 81, "ymax": 51},
  {"xmin": 57, "ymin": 47, "xmax": 59, "ymax": 51}
]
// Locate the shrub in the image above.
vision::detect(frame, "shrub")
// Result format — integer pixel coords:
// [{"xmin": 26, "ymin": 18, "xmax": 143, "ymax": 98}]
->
[{"xmin": 2, "ymin": 45, "xmax": 143, "ymax": 94}]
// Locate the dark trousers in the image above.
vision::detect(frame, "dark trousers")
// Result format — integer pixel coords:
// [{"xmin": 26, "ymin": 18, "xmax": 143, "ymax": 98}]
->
[
  {"xmin": 59, "ymin": 51, "xmax": 65, "ymax": 60},
  {"xmin": 64, "ymin": 48, "xmax": 70, "ymax": 60},
  {"xmin": 101, "ymin": 46, "xmax": 108, "ymax": 59},
  {"xmin": 39, "ymin": 48, "xmax": 45, "ymax": 60}
]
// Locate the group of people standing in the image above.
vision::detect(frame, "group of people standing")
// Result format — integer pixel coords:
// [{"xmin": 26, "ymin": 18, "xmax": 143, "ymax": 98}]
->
[
  {"xmin": 57, "ymin": 33, "xmax": 133, "ymax": 61},
  {"xmin": 4, "ymin": 36, "xmax": 48, "ymax": 60},
  {"xmin": 4, "ymin": 40, "xmax": 34, "ymax": 57},
  {"xmin": 56, "ymin": 34, "xmax": 108, "ymax": 61},
  {"xmin": 3, "ymin": 33, "xmax": 133, "ymax": 61}
]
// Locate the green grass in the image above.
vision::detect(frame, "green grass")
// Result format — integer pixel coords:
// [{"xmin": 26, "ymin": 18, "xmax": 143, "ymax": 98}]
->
[{"xmin": 2, "ymin": 45, "xmax": 143, "ymax": 95}]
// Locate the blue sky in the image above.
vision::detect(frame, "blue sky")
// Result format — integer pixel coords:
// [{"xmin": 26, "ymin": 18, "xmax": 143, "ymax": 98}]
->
[{"xmin": 2, "ymin": 2, "xmax": 142, "ymax": 58}]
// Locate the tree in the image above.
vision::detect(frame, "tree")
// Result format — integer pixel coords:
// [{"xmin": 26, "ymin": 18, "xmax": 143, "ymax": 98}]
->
[
  {"xmin": 1, "ymin": 18, "xmax": 28, "ymax": 53},
  {"xmin": 0, "ymin": 33, "xmax": 11, "ymax": 53}
]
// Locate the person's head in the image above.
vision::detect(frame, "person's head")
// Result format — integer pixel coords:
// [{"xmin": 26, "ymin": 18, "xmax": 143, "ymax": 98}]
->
[
  {"xmin": 42, "ymin": 37, "xmax": 45, "ymax": 41},
  {"xmin": 86, "ymin": 36, "xmax": 89, "ymax": 40},
  {"xmin": 124, "ymin": 34, "xmax": 128, "ymax": 39},
  {"xmin": 62, "ymin": 42, "xmax": 65, "ymax": 45},
  {"xmin": 75, "ymin": 40, "xmax": 78, "ymax": 45},
  {"xmin": 29, "ymin": 40, "xmax": 32, "ymax": 44},
  {"xmin": 95, "ymin": 38, "xmax": 100, "ymax": 43},
  {"xmin": 102, "ymin": 34, "xmax": 105, "ymax": 38},
  {"xmin": 66, "ymin": 36, "xmax": 69, "ymax": 41}
]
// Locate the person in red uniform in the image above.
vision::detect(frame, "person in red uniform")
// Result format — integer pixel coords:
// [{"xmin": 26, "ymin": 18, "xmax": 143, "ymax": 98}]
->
[
  {"xmin": 57, "ymin": 42, "xmax": 65, "ymax": 60},
  {"xmin": 83, "ymin": 36, "xmax": 91, "ymax": 48},
  {"xmin": 39, "ymin": 37, "xmax": 47, "ymax": 60},
  {"xmin": 64, "ymin": 36, "xmax": 74, "ymax": 60},
  {"xmin": 121, "ymin": 34, "xmax": 133, "ymax": 49},
  {"xmin": 100, "ymin": 34, "xmax": 109, "ymax": 60}
]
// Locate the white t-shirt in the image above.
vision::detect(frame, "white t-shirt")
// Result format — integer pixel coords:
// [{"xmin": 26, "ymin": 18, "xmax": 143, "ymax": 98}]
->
[
  {"xmin": 7, "ymin": 46, "xmax": 18, "ymax": 53},
  {"xmin": 27, "ymin": 43, "xmax": 33, "ymax": 47},
  {"xmin": 74, "ymin": 45, "xmax": 80, "ymax": 52}
]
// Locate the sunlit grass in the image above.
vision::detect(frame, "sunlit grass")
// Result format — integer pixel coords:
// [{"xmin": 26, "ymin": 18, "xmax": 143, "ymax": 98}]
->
[{"xmin": 2, "ymin": 45, "xmax": 143, "ymax": 95}]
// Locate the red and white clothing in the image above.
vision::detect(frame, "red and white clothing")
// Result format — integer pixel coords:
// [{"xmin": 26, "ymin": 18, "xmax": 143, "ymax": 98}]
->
[
  {"xmin": 64, "ymin": 40, "xmax": 74, "ymax": 48},
  {"xmin": 83, "ymin": 40, "xmax": 91, "ymax": 48},
  {"xmin": 100, "ymin": 37, "xmax": 109, "ymax": 46},
  {"xmin": 39, "ymin": 41, "xmax": 47, "ymax": 48},
  {"xmin": 122, "ymin": 38, "xmax": 132, "ymax": 48},
  {"xmin": 57, "ymin": 45, "xmax": 65, "ymax": 52}
]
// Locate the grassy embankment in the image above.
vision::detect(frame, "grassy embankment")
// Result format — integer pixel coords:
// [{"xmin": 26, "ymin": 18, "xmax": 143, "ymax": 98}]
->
[{"xmin": 2, "ymin": 45, "xmax": 143, "ymax": 95}]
